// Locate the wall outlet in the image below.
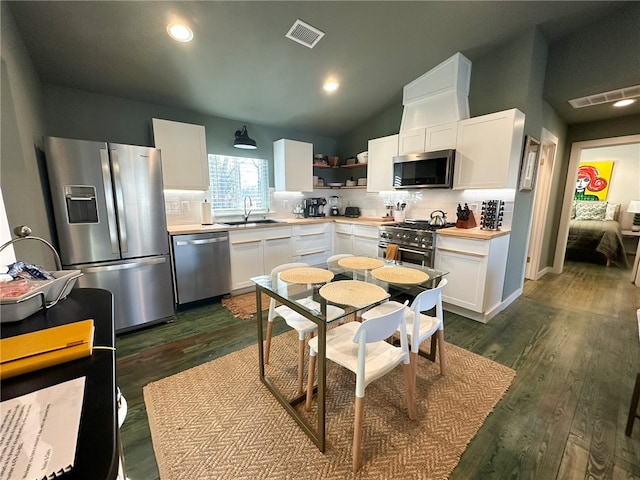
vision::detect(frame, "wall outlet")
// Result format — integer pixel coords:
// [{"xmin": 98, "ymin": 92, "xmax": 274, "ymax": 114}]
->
[{"xmin": 181, "ymin": 201, "xmax": 190, "ymax": 213}]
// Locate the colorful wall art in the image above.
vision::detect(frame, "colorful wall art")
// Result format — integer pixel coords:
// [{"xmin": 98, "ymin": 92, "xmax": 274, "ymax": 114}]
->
[{"xmin": 574, "ymin": 160, "xmax": 614, "ymax": 201}]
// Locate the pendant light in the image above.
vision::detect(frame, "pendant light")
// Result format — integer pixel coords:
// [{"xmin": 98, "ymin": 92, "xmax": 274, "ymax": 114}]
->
[{"xmin": 234, "ymin": 126, "xmax": 257, "ymax": 149}]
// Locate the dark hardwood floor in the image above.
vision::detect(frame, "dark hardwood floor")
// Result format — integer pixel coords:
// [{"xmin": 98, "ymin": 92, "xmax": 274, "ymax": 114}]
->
[{"xmin": 116, "ymin": 261, "xmax": 640, "ymax": 479}]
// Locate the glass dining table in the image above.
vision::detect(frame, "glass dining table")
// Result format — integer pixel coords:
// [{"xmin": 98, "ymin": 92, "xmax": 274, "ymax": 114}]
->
[{"xmin": 251, "ymin": 257, "xmax": 447, "ymax": 452}]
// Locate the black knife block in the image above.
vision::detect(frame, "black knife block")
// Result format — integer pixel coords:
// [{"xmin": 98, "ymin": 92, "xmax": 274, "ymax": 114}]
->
[{"xmin": 455, "ymin": 210, "xmax": 477, "ymax": 229}]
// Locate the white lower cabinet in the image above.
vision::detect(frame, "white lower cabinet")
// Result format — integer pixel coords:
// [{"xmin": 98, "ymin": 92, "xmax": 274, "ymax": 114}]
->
[
  {"xmin": 291, "ymin": 223, "xmax": 333, "ymax": 266},
  {"xmin": 435, "ymin": 233, "xmax": 510, "ymax": 322},
  {"xmin": 333, "ymin": 223, "xmax": 379, "ymax": 257},
  {"xmin": 334, "ymin": 223, "xmax": 353, "ymax": 254},
  {"xmin": 229, "ymin": 226, "xmax": 292, "ymax": 291},
  {"xmin": 263, "ymin": 228, "xmax": 294, "ymax": 273},
  {"xmin": 351, "ymin": 225, "xmax": 379, "ymax": 257}
]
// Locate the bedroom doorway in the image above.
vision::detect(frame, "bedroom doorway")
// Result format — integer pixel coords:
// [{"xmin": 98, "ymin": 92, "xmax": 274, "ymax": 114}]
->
[{"xmin": 553, "ymin": 134, "xmax": 640, "ymax": 274}]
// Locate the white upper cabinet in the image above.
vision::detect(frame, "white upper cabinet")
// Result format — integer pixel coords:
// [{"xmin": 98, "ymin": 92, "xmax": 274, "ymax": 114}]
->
[
  {"xmin": 398, "ymin": 122, "xmax": 458, "ymax": 155},
  {"xmin": 367, "ymin": 134, "xmax": 398, "ymax": 192},
  {"xmin": 398, "ymin": 129, "xmax": 426, "ymax": 155},
  {"xmin": 453, "ymin": 108, "xmax": 525, "ymax": 190},
  {"xmin": 274, "ymin": 139, "xmax": 313, "ymax": 192},
  {"xmin": 152, "ymin": 118, "xmax": 209, "ymax": 190}
]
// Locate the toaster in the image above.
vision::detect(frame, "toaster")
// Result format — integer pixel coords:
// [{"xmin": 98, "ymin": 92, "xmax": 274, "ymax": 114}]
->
[{"xmin": 344, "ymin": 207, "xmax": 361, "ymax": 218}]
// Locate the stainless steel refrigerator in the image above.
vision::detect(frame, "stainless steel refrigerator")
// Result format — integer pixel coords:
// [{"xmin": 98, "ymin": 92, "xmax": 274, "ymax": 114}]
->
[{"xmin": 44, "ymin": 136, "xmax": 174, "ymax": 332}]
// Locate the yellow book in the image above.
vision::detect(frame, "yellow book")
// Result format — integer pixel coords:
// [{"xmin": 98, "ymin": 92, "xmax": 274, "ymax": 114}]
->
[{"xmin": 0, "ymin": 319, "xmax": 94, "ymax": 380}]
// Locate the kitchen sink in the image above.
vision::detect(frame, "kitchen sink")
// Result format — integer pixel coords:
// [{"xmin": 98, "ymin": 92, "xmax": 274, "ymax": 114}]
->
[{"xmin": 221, "ymin": 219, "xmax": 284, "ymax": 227}]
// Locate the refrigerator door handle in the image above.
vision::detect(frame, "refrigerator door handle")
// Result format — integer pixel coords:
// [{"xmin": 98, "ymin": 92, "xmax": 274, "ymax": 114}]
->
[
  {"xmin": 82, "ymin": 256, "xmax": 167, "ymax": 273},
  {"xmin": 110, "ymin": 148, "xmax": 128, "ymax": 253},
  {"xmin": 100, "ymin": 148, "xmax": 120, "ymax": 254}
]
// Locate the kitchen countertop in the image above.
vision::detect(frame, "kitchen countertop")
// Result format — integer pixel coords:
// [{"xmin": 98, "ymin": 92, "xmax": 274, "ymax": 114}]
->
[
  {"xmin": 167, "ymin": 216, "xmax": 394, "ymax": 235},
  {"xmin": 167, "ymin": 219, "xmax": 509, "ymax": 238},
  {"xmin": 436, "ymin": 226, "xmax": 511, "ymax": 239}
]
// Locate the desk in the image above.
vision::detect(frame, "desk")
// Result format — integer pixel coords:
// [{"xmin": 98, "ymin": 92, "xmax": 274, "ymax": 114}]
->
[
  {"xmin": 252, "ymin": 259, "xmax": 447, "ymax": 451},
  {"xmin": 1, "ymin": 288, "xmax": 119, "ymax": 480}
]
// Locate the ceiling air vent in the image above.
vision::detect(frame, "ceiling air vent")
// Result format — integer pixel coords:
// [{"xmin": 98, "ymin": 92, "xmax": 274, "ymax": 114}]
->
[
  {"xmin": 285, "ymin": 19, "xmax": 325, "ymax": 49},
  {"xmin": 569, "ymin": 84, "xmax": 640, "ymax": 108}
]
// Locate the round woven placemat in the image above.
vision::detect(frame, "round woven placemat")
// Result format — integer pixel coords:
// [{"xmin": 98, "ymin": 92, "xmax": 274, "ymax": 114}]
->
[
  {"xmin": 371, "ymin": 266, "xmax": 429, "ymax": 285},
  {"xmin": 279, "ymin": 267, "xmax": 334, "ymax": 284},
  {"xmin": 319, "ymin": 280, "xmax": 388, "ymax": 308},
  {"xmin": 337, "ymin": 256, "xmax": 385, "ymax": 270}
]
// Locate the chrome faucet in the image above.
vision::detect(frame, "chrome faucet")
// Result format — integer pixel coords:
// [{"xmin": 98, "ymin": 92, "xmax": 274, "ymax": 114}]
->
[{"xmin": 243, "ymin": 195, "xmax": 253, "ymax": 222}]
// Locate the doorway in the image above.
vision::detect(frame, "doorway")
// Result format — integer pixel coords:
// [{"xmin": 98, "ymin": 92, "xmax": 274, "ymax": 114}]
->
[
  {"xmin": 525, "ymin": 128, "xmax": 558, "ymax": 280},
  {"xmin": 553, "ymin": 134, "xmax": 640, "ymax": 274}
]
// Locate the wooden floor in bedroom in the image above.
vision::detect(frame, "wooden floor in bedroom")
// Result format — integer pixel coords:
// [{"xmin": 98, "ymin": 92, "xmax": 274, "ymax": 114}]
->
[{"xmin": 116, "ymin": 261, "xmax": 640, "ymax": 480}]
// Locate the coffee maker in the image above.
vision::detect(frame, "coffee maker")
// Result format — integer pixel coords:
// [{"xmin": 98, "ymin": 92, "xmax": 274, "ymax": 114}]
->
[{"xmin": 303, "ymin": 197, "xmax": 326, "ymax": 218}]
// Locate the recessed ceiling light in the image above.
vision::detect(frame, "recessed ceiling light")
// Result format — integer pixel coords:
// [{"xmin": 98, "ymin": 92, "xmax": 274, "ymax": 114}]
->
[
  {"xmin": 323, "ymin": 81, "xmax": 339, "ymax": 93},
  {"xmin": 613, "ymin": 98, "xmax": 637, "ymax": 108},
  {"xmin": 167, "ymin": 22, "xmax": 193, "ymax": 42}
]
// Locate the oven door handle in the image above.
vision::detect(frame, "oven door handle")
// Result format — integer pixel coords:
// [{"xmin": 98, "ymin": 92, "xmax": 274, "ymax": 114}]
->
[{"xmin": 397, "ymin": 246, "xmax": 432, "ymax": 256}]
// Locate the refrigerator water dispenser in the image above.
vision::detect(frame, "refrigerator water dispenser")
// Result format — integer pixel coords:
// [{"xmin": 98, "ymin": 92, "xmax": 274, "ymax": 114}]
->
[{"xmin": 64, "ymin": 185, "xmax": 98, "ymax": 224}]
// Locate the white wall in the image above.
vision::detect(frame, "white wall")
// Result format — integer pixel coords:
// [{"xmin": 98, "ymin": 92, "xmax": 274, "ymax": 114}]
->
[
  {"xmin": 0, "ymin": 188, "xmax": 17, "ymax": 270},
  {"xmin": 579, "ymin": 142, "xmax": 640, "ymax": 229}
]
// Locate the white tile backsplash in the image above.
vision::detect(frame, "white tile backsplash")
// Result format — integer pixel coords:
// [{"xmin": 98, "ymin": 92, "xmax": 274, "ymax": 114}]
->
[
  {"xmin": 293, "ymin": 188, "xmax": 514, "ymax": 229},
  {"xmin": 164, "ymin": 190, "xmax": 207, "ymax": 225},
  {"xmin": 165, "ymin": 187, "xmax": 514, "ymax": 230}
]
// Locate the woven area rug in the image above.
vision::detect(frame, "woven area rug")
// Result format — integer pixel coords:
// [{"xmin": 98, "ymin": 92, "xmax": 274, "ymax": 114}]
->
[
  {"xmin": 144, "ymin": 330, "xmax": 515, "ymax": 479},
  {"xmin": 222, "ymin": 292, "xmax": 275, "ymax": 319}
]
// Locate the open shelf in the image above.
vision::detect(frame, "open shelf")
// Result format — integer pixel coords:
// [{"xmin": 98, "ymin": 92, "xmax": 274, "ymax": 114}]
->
[{"xmin": 313, "ymin": 163, "xmax": 367, "ymax": 169}]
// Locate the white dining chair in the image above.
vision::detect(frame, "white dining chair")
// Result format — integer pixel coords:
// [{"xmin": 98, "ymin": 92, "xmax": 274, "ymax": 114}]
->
[
  {"xmin": 362, "ymin": 278, "xmax": 448, "ymax": 387},
  {"xmin": 327, "ymin": 253, "xmax": 353, "ymax": 262},
  {"xmin": 327, "ymin": 253, "xmax": 357, "ymax": 280},
  {"xmin": 305, "ymin": 301, "xmax": 415, "ymax": 472},
  {"xmin": 264, "ymin": 262, "xmax": 345, "ymax": 393}
]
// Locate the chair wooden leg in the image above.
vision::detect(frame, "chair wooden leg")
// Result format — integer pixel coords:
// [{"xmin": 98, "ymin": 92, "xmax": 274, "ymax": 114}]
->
[
  {"xmin": 403, "ymin": 362, "xmax": 416, "ymax": 421},
  {"xmin": 297, "ymin": 338, "xmax": 305, "ymax": 394},
  {"xmin": 436, "ymin": 329, "xmax": 447, "ymax": 376},
  {"xmin": 265, "ymin": 321, "xmax": 273, "ymax": 364},
  {"xmin": 305, "ymin": 353, "xmax": 316, "ymax": 411},
  {"xmin": 410, "ymin": 351, "xmax": 419, "ymax": 392},
  {"xmin": 626, "ymin": 373, "xmax": 640, "ymax": 436},
  {"xmin": 352, "ymin": 396, "xmax": 365, "ymax": 472}
]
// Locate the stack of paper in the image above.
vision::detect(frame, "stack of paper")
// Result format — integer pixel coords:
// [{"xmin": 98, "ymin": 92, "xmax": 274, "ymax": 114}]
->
[{"xmin": 0, "ymin": 377, "xmax": 86, "ymax": 479}]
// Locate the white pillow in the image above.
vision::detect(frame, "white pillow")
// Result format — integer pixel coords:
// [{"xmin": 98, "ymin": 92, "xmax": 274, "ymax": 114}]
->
[
  {"xmin": 605, "ymin": 203, "xmax": 619, "ymax": 221},
  {"xmin": 575, "ymin": 201, "xmax": 607, "ymax": 221}
]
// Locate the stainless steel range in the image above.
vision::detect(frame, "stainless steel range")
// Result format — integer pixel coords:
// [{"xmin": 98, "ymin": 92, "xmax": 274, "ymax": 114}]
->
[{"xmin": 378, "ymin": 219, "xmax": 456, "ymax": 267}]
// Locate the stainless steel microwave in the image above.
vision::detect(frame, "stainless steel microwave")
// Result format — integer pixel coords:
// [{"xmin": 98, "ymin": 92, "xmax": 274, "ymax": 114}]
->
[{"xmin": 392, "ymin": 149, "xmax": 455, "ymax": 189}]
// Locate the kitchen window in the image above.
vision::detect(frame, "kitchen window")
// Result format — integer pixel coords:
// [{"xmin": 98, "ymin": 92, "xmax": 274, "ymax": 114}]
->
[{"xmin": 207, "ymin": 154, "xmax": 270, "ymax": 214}]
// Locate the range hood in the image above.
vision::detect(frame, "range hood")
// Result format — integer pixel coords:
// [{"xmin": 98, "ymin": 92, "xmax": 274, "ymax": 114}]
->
[{"xmin": 400, "ymin": 53, "xmax": 472, "ymax": 131}]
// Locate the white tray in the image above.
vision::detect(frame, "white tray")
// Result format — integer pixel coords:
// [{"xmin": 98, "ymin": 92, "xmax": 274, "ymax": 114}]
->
[{"xmin": 0, "ymin": 270, "xmax": 82, "ymax": 323}]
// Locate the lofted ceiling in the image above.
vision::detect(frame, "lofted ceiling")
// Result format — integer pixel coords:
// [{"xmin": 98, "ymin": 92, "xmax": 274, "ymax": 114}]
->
[{"xmin": 6, "ymin": 1, "xmax": 639, "ymax": 138}]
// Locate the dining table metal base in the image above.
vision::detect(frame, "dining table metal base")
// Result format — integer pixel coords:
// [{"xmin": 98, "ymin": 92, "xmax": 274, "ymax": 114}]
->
[{"xmin": 255, "ymin": 284, "xmax": 328, "ymax": 452}]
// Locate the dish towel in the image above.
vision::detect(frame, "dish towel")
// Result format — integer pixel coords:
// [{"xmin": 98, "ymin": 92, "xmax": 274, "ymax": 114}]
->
[{"xmin": 385, "ymin": 244, "xmax": 400, "ymax": 261}]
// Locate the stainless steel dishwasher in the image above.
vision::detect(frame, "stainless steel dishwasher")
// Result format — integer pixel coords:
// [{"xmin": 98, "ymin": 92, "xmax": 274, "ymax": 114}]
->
[{"xmin": 171, "ymin": 231, "xmax": 231, "ymax": 305}]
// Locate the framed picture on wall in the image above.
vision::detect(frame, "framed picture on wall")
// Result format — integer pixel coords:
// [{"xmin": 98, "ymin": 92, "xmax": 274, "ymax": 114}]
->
[{"xmin": 519, "ymin": 135, "xmax": 541, "ymax": 191}]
